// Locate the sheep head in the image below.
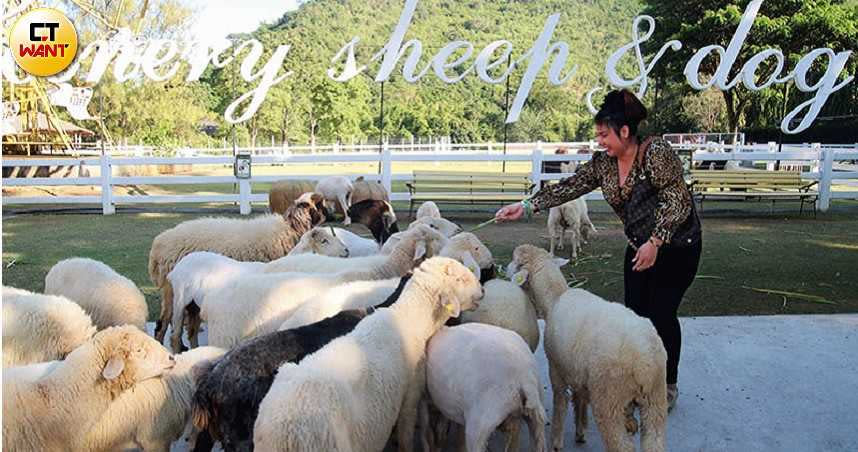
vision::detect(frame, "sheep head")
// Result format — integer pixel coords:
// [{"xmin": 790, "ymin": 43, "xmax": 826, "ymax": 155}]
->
[
  {"xmin": 507, "ymin": 245, "xmax": 569, "ymax": 318},
  {"xmin": 347, "ymin": 200, "xmax": 400, "ymax": 244},
  {"xmin": 96, "ymin": 326, "xmax": 175, "ymax": 397},
  {"xmin": 439, "ymin": 232, "xmax": 495, "ymax": 283},
  {"xmin": 413, "ymin": 257, "xmax": 483, "ymax": 320},
  {"xmin": 294, "ymin": 192, "xmax": 329, "ymax": 226},
  {"xmin": 408, "ymin": 216, "xmax": 462, "ymax": 238},
  {"xmin": 396, "ymin": 224, "xmax": 448, "ymax": 266},
  {"xmin": 304, "ymin": 227, "xmax": 349, "ymax": 257}
]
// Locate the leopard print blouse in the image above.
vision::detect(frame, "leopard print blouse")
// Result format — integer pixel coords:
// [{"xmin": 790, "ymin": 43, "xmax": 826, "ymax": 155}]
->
[{"xmin": 530, "ymin": 137, "xmax": 694, "ymax": 244}]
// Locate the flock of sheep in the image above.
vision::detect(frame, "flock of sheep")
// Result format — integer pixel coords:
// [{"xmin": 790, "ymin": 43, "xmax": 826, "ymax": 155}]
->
[{"xmin": 2, "ymin": 174, "xmax": 670, "ymax": 452}]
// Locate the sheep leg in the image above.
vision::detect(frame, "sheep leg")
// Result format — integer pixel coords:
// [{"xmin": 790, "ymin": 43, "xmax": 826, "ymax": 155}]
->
[
  {"xmin": 154, "ymin": 282, "xmax": 174, "ymax": 343},
  {"xmin": 396, "ymin": 365, "xmax": 426, "ymax": 452},
  {"xmin": 187, "ymin": 311, "xmax": 202, "ymax": 348},
  {"xmin": 338, "ymin": 194, "xmax": 351, "ymax": 225},
  {"xmin": 639, "ymin": 385, "xmax": 668, "ymax": 452},
  {"xmin": 499, "ymin": 416, "xmax": 521, "ymax": 452},
  {"xmin": 556, "ymin": 226, "xmax": 565, "ymax": 251},
  {"xmin": 523, "ymin": 389, "xmax": 548, "ymax": 452},
  {"xmin": 548, "ymin": 363, "xmax": 569, "ymax": 451},
  {"xmin": 418, "ymin": 398, "xmax": 436, "ymax": 452},
  {"xmin": 591, "ymin": 398, "xmax": 635, "ymax": 452},
  {"xmin": 169, "ymin": 298, "xmax": 186, "ymax": 352},
  {"xmin": 548, "ymin": 221, "xmax": 558, "ymax": 255},
  {"xmin": 572, "ymin": 386, "xmax": 589, "ymax": 444}
]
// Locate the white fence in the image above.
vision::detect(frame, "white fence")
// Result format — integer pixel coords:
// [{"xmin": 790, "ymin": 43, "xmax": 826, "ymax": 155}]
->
[{"xmin": 3, "ymin": 143, "xmax": 857, "ymax": 215}]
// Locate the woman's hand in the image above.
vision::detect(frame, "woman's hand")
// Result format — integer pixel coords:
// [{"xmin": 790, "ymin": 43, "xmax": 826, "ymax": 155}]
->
[
  {"xmin": 495, "ymin": 202, "xmax": 524, "ymax": 222},
  {"xmin": 632, "ymin": 241, "xmax": 659, "ymax": 271}
]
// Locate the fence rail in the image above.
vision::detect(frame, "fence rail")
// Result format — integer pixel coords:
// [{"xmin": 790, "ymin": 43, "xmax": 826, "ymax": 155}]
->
[{"xmin": 3, "ymin": 143, "xmax": 857, "ymax": 214}]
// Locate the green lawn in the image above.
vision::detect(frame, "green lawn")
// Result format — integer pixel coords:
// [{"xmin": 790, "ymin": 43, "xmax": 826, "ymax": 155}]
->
[{"xmin": 3, "ymin": 200, "xmax": 857, "ymax": 321}]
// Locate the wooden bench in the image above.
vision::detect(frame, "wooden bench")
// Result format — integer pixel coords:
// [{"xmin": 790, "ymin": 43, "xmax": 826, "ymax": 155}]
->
[
  {"xmin": 406, "ymin": 171, "xmax": 534, "ymax": 218},
  {"xmin": 688, "ymin": 170, "xmax": 819, "ymax": 216}
]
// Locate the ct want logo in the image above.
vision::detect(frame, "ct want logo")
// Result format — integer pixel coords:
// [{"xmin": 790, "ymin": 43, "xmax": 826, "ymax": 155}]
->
[{"xmin": 9, "ymin": 8, "xmax": 78, "ymax": 76}]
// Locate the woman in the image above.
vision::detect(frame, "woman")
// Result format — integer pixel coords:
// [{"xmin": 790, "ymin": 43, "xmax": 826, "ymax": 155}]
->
[{"xmin": 495, "ymin": 89, "xmax": 702, "ymax": 411}]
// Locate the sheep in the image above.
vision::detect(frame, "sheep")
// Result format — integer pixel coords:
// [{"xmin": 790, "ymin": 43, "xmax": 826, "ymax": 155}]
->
[
  {"xmin": 166, "ymin": 252, "xmax": 265, "ymax": 352},
  {"xmin": 416, "ymin": 200, "xmax": 442, "ymax": 219},
  {"xmin": 289, "ymin": 226, "xmax": 350, "ymax": 257},
  {"xmin": 421, "ymin": 323, "xmax": 547, "ymax": 452},
  {"xmin": 347, "ymin": 199, "xmax": 400, "ymax": 244},
  {"xmin": 331, "ymin": 227, "xmax": 381, "ymax": 257},
  {"xmin": 206, "ymin": 225, "xmax": 447, "ymax": 348},
  {"xmin": 460, "ymin": 279, "xmax": 540, "ymax": 352},
  {"xmin": 558, "ymin": 162, "xmax": 597, "ymax": 246},
  {"xmin": 315, "ymin": 176, "xmax": 354, "ymax": 224},
  {"xmin": 268, "ymin": 180, "xmax": 316, "ymax": 214},
  {"xmin": 547, "ymin": 197, "xmax": 586, "ymax": 257},
  {"xmin": 252, "ymin": 257, "xmax": 484, "ymax": 452},
  {"xmin": 2, "ymin": 360, "xmax": 61, "ymax": 381},
  {"xmin": 507, "ymin": 244, "xmax": 668, "ymax": 452},
  {"xmin": 2, "ymin": 288, "xmax": 97, "ymax": 367},
  {"xmin": 277, "ymin": 231, "xmax": 491, "ymax": 332},
  {"xmin": 191, "ymin": 277, "xmax": 411, "ymax": 452},
  {"xmin": 261, "ymin": 224, "xmax": 445, "ymax": 275},
  {"xmin": 277, "ymin": 278, "xmax": 401, "ymax": 331},
  {"xmin": 44, "ymin": 257, "xmax": 147, "ymax": 331},
  {"xmin": 166, "ymin": 227, "xmax": 347, "ymax": 352},
  {"xmin": 149, "ymin": 192, "xmax": 327, "ymax": 343},
  {"xmin": 435, "ymin": 232, "xmax": 496, "ymax": 283},
  {"xmin": 381, "ymin": 216, "xmax": 463, "ymax": 254},
  {"xmin": 2, "ymin": 326, "xmax": 176, "ymax": 451},
  {"xmin": 351, "ymin": 176, "xmax": 390, "ymax": 203},
  {"xmin": 78, "ymin": 346, "xmax": 225, "ymax": 452}
]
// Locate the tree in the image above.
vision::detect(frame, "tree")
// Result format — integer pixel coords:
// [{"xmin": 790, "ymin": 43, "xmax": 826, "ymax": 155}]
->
[{"xmin": 644, "ymin": 0, "xmax": 858, "ymax": 133}]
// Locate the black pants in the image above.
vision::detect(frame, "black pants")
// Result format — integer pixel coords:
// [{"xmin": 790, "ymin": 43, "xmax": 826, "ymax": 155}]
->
[{"xmin": 624, "ymin": 240, "xmax": 702, "ymax": 385}]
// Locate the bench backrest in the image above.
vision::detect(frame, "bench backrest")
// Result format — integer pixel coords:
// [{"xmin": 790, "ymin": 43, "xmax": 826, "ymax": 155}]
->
[
  {"xmin": 689, "ymin": 170, "xmax": 808, "ymax": 190},
  {"xmin": 410, "ymin": 171, "xmax": 533, "ymax": 192}
]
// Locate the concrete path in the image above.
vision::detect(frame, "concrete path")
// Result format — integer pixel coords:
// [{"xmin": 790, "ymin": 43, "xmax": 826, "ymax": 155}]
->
[{"xmin": 161, "ymin": 314, "xmax": 858, "ymax": 451}]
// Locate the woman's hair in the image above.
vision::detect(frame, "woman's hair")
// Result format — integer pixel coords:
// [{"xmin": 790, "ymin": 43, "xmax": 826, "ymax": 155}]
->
[{"xmin": 594, "ymin": 89, "xmax": 648, "ymax": 139}]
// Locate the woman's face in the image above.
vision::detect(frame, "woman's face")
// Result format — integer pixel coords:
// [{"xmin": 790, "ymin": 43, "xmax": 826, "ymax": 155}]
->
[{"xmin": 595, "ymin": 123, "xmax": 629, "ymax": 157}]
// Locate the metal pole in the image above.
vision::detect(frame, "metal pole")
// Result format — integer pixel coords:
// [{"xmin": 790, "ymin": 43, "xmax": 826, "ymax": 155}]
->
[
  {"xmin": 378, "ymin": 80, "xmax": 385, "ymax": 173},
  {"xmin": 232, "ymin": 39, "xmax": 238, "ymax": 194},
  {"xmin": 502, "ymin": 54, "xmax": 511, "ymax": 173},
  {"xmin": 775, "ymin": 83, "xmax": 788, "ymax": 171}
]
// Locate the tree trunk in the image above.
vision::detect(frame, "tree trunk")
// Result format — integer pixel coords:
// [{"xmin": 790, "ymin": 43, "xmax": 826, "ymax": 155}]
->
[{"xmin": 723, "ymin": 90, "xmax": 740, "ymax": 133}]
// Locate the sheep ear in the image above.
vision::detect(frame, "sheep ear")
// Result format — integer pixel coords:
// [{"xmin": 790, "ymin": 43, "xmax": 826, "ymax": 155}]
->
[
  {"xmin": 413, "ymin": 240, "xmax": 428, "ymax": 261},
  {"xmin": 461, "ymin": 252, "xmax": 480, "ymax": 281},
  {"xmin": 552, "ymin": 258, "xmax": 570, "ymax": 268},
  {"xmin": 512, "ymin": 269, "xmax": 529, "ymax": 287},
  {"xmin": 441, "ymin": 295, "xmax": 462, "ymax": 318},
  {"xmin": 102, "ymin": 356, "xmax": 125, "ymax": 380}
]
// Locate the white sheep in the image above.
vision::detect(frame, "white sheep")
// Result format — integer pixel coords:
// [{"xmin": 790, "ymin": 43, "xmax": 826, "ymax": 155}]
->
[
  {"xmin": 2, "ymin": 326, "xmax": 176, "ymax": 451},
  {"xmin": 80, "ymin": 346, "xmax": 226, "ymax": 452},
  {"xmin": 381, "ymin": 217, "xmax": 463, "ymax": 254},
  {"xmin": 422, "ymin": 323, "xmax": 547, "ymax": 452},
  {"xmin": 277, "ymin": 278, "xmax": 401, "ymax": 331},
  {"xmin": 261, "ymin": 224, "xmax": 446, "ymax": 274},
  {"xmin": 44, "ymin": 257, "xmax": 147, "ymax": 331},
  {"xmin": 253, "ymin": 257, "xmax": 484, "ymax": 452},
  {"xmin": 460, "ymin": 278, "xmax": 540, "ymax": 352},
  {"xmin": 508, "ymin": 245, "xmax": 668, "ymax": 452},
  {"xmin": 548, "ymin": 197, "xmax": 585, "ymax": 257},
  {"xmin": 289, "ymin": 226, "xmax": 350, "ymax": 257},
  {"xmin": 331, "ymin": 227, "xmax": 381, "ymax": 257},
  {"xmin": 207, "ymin": 225, "xmax": 448, "ymax": 348},
  {"xmin": 149, "ymin": 192, "xmax": 327, "ymax": 343},
  {"xmin": 416, "ymin": 200, "xmax": 442, "ymax": 219},
  {"xmin": 2, "ymin": 288, "xmax": 97, "ymax": 367},
  {"xmin": 315, "ymin": 175, "xmax": 354, "ymax": 224},
  {"xmin": 166, "ymin": 252, "xmax": 265, "ymax": 352}
]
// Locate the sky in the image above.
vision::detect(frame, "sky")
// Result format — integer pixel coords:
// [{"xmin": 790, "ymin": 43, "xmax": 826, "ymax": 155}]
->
[{"xmin": 188, "ymin": 0, "xmax": 300, "ymax": 44}]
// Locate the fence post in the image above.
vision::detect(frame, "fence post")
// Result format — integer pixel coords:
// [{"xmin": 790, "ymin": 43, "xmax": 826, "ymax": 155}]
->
[
  {"xmin": 817, "ymin": 143, "xmax": 833, "ymax": 212},
  {"xmin": 381, "ymin": 148, "xmax": 392, "ymax": 194},
  {"xmin": 531, "ymin": 146, "xmax": 543, "ymax": 196},
  {"xmin": 100, "ymin": 153, "xmax": 115, "ymax": 215},
  {"xmin": 766, "ymin": 142, "xmax": 777, "ymax": 171},
  {"xmin": 239, "ymin": 179, "xmax": 251, "ymax": 215}
]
